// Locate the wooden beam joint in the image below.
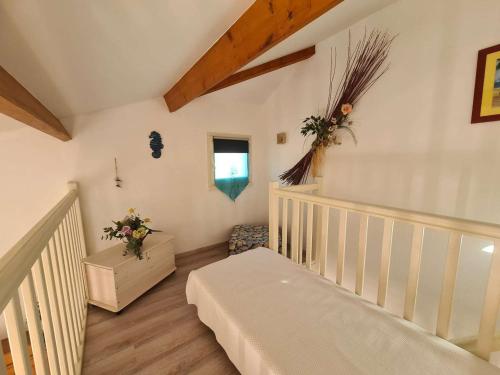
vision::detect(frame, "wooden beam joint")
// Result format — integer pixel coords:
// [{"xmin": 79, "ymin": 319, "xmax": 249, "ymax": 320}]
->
[
  {"xmin": 204, "ymin": 46, "xmax": 315, "ymax": 95},
  {"xmin": 164, "ymin": 0, "xmax": 343, "ymax": 111}
]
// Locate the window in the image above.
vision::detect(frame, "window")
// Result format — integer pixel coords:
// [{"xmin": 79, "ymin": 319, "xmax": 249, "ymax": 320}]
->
[{"xmin": 208, "ymin": 134, "xmax": 251, "ymax": 201}]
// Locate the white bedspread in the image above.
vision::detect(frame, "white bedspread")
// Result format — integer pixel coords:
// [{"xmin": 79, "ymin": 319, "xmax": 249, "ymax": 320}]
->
[{"xmin": 186, "ymin": 247, "xmax": 500, "ymax": 375}]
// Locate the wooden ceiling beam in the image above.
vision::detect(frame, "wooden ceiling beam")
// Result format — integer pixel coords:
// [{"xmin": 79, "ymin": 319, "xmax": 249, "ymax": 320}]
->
[
  {"xmin": 164, "ymin": 0, "xmax": 343, "ymax": 112},
  {"xmin": 204, "ymin": 46, "xmax": 315, "ymax": 95},
  {"xmin": 0, "ymin": 66, "xmax": 71, "ymax": 141}
]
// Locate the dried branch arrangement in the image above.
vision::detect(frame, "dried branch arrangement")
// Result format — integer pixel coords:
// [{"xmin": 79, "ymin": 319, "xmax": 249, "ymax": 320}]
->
[{"xmin": 279, "ymin": 29, "xmax": 395, "ymax": 185}]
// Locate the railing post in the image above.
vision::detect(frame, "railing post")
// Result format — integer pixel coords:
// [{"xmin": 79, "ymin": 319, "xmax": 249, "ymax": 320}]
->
[
  {"xmin": 355, "ymin": 214, "xmax": 369, "ymax": 296},
  {"xmin": 319, "ymin": 205, "xmax": 329, "ymax": 276},
  {"xmin": 21, "ymin": 273, "xmax": 50, "ymax": 375},
  {"xmin": 4, "ymin": 293, "xmax": 31, "ymax": 375},
  {"xmin": 51, "ymin": 229, "xmax": 78, "ymax": 368},
  {"xmin": 436, "ymin": 232, "xmax": 462, "ymax": 339},
  {"xmin": 314, "ymin": 177, "xmax": 324, "ymax": 263},
  {"xmin": 65, "ymin": 213, "xmax": 85, "ymax": 322},
  {"xmin": 298, "ymin": 202, "xmax": 304, "ymax": 264},
  {"xmin": 404, "ymin": 224, "xmax": 424, "ymax": 321},
  {"xmin": 291, "ymin": 199, "xmax": 300, "ymax": 263},
  {"xmin": 377, "ymin": 218, "xmax": 394, "ymax": 307},
  {"xmin": 268, "ymin": 182, "xmax": 280, "ymax": 252},
  {"xmin": 41, "ymin": 244, "xmax": 70, "ymax": 375},
  {"xmin": 477, "ymin": 239, "xmax": 500, "ymax": 360},
  {"xmin": 59, "ymin": 221, "xmax": 82, "ymax": 339},
  {"xmin": 282, "ymin": 199, "xmax": 289, "ymax": 257},
  {"xmin": 68, "ymin": 182, "xmax": 88, "ymax": 259},
  {"xmin": 336, "ymin": 209, "xmax": 347, "ymax": 285},
  {"xmin": 306, "ymin": 202, "xmax": 314, "ymax": 269},
  {"xmin": 32, "ymin": 259, "xmax": 61, "ymax": 375},
  {"xmin": 68, "ymin": 182, "xmax": 89, "ymax": 306}
]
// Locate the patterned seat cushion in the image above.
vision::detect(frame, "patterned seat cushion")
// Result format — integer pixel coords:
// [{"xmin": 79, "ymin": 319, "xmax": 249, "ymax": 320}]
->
[{"xmin": 228, "ymin": 224, "xmax": 281, "ymax": 255}]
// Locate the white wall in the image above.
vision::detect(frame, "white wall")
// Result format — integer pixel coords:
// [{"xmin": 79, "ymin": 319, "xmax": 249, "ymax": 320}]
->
[
  {"xmin": 67, "ymin": 95, "xmax": 269, "ymax": 255},
  {"xmin": 0, "ymin": 114, "xmax": 74, "ymax": 253},
  {"xmin": 263, "ymin": 0, "xmax": 500, "ymax": 340},
  {"xmin": 0, "ymin": 94, "xmax": 269, "ymax": 257}
]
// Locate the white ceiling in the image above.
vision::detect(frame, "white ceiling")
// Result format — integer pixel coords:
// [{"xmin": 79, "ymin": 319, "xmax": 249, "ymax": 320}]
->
[{"xmin": 0, "ymin": 0, "xmax": 397, "ymax": 119}]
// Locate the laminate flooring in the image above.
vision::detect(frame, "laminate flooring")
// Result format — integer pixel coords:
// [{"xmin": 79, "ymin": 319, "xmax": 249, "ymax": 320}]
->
[{"xmin": 82, "ymin": 244, "xmax": 239, "ymax": 375}]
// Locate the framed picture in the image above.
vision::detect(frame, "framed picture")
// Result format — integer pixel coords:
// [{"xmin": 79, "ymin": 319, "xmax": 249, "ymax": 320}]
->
[
  {"xmin": 276, "ymin": 132, "xmax": 287, "ymax": 144},
  {"xmin": 471, "ymin": 44, "xmax": 500, "ymax": 123}
]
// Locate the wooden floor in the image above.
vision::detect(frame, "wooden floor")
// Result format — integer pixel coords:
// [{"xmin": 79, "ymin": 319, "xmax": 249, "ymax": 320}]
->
[
  {"xmin": 82, "ymin": 244, "xmax": 239, "ymax": 375},
  {"xmin": 2, "ymin": 339, "xmax": 36, "ymax": 375}
]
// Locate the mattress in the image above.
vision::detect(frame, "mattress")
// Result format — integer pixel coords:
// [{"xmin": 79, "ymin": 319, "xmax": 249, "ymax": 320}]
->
[{"xmin": 186, "ymin": 247, "xmax": 500, "ymax": 375}]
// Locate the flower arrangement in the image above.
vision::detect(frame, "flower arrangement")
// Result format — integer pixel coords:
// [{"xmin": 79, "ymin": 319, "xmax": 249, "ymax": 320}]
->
[
  {"xmin": 102, "ymin": 208, "xmax": 158, "ymax": 259},
  {"xmin": 279, "ymin": 30, "xmax": 395, "ymax": 185}
]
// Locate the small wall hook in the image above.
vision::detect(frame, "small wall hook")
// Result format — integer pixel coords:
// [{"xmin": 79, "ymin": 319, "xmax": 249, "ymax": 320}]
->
[{"xmin": 114, "ymin": 157, "xmax": 122, "ymax": 188}]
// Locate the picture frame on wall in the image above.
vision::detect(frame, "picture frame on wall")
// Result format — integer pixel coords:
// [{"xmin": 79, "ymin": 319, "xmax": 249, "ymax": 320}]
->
[{"xmin": 471, "ymin": 44, "xmax": 500, "ymax": 124}]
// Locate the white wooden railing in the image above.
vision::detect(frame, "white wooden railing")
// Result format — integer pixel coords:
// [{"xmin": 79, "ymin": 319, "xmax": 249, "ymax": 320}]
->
[
  {"xmin": 0, "ymin": 182, "xmax": 88, "ymax": 374},
  {"xmin": 268, "ymin": 179, "xmax": 500, "ymax": 361}
]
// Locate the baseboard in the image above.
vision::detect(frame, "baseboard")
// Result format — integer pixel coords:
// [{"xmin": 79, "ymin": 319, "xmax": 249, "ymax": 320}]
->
[{"xmin": 175, "ymin": 241, "xmax": 228, "ymax": 260}]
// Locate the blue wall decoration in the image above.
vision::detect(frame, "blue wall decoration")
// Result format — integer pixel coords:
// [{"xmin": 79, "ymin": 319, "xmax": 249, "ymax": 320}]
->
[{"xmin": 149, "ymin": 131, "xmax": 164, "ymax": 159}]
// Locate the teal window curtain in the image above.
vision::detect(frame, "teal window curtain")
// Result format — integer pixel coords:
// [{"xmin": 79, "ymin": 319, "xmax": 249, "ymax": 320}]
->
[{"xmin": 213, "ymin": 138, "xmax": 249, "ymax": 201}]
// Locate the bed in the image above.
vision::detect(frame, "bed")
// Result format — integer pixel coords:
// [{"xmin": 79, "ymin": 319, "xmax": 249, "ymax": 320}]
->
[{"xmin": 186, "ymin": 181, "xmax": 500, "ymax": 375}]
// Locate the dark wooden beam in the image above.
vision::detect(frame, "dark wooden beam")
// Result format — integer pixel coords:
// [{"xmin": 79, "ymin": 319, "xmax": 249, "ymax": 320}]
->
[
  {"xmin": 164, "ymin": 0, "xmax": 343, "ymax": 112},
  {"xmin": 204, "ymin": 46, "xmax": 315, "ymax": 94},
  {"xmin": 0, "ymin": 66, "xmax": 71, "ymax": 141}
]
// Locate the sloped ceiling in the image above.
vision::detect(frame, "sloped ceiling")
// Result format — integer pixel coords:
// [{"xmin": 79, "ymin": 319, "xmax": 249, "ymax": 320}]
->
[{"xmin": 0, "ymin": 0, "xmax": 397, "ymax": 119}]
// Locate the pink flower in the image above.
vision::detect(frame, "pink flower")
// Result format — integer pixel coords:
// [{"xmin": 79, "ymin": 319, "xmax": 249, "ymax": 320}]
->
[
  {"xmin": 121, "ymin": 226, "xmax": 132, "ymax": 236},
  {"xmin": 341, "ymin": 103, "xmax": 353, "ymax": 115}
]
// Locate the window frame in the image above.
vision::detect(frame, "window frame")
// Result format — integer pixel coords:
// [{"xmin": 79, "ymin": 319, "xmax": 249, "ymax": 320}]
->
[{"xmin": 207, "ymin": 133, "xmax": 252, "ymax": 190}]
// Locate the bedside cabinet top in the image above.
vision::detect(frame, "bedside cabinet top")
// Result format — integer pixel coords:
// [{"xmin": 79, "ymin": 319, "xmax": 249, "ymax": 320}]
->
[{"xmin": 83, "ymin": 233, "xmax": 174, "ymax": 269}]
